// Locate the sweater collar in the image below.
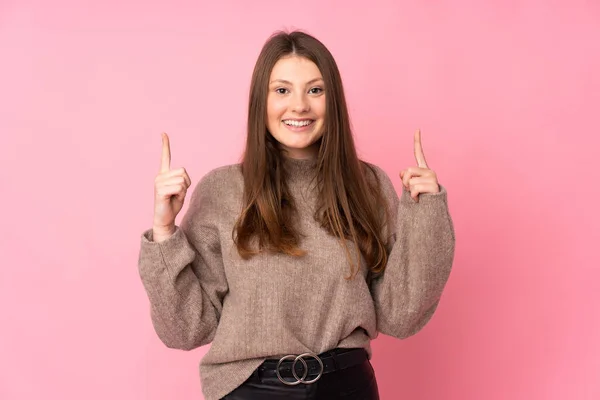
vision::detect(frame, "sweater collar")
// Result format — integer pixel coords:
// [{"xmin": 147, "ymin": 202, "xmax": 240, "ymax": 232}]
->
[{"xmin": 282, "ymin": 155, "xmax": 318, "ymax": 182}]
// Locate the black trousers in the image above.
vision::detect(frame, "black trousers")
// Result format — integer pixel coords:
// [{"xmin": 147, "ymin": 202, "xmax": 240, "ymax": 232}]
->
[{"xmin": 221, "ymin": 349, "xmax": 380, "ymax": 400}]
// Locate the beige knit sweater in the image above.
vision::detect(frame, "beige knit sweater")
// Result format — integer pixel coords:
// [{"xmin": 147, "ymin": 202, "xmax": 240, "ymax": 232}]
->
[{"xmin": 138, "ymin": 157, "xmax": 455, "ymax": 400}]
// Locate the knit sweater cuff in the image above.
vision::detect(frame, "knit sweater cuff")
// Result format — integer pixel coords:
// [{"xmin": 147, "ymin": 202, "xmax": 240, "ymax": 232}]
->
[
  {"xmin": 400, "ymin": 183, "xmax": 448, "ymax": 207},
  {"xmin": 139, "ymin": 226, "xmax": 196, "ymax": 278}
]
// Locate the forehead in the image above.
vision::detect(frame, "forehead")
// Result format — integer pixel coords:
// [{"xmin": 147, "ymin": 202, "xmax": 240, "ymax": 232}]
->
[{"xmin": 269, "ymin": 55, "xmax": 322, "ymax": 82}]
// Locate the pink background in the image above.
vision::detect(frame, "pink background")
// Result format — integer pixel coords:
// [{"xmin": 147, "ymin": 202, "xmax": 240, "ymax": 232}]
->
[{"xmin": 1, "ymin": 0, "xmax": 599, "ymax": 399}]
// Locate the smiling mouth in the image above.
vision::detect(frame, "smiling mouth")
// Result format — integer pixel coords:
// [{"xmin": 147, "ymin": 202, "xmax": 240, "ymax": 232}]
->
[{"xmin": 283, "ymin": 119, "xmax": 315, "ymax": 127}]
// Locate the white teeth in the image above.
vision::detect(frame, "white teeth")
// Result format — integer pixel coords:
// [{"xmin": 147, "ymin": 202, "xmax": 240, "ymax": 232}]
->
[{"xmin": 283, "ymin": 120, "xmax": 313, "ymax": 127}]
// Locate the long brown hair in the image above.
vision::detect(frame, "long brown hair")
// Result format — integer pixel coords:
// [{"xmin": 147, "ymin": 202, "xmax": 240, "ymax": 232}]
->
[{"xmin": 234, "ymin": 30, "xmax": 390, "ymax": 278}]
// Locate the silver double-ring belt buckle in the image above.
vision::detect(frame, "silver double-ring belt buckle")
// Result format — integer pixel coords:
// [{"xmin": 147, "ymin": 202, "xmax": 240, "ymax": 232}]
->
[{"xmin": 275, "ymin": 352, "xmax": 324, "ymax": 385}]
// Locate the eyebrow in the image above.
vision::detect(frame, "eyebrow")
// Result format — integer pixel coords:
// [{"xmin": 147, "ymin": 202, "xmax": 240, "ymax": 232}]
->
[{"xmin": 269, "ymin": 78, "xmax": 324, "ymax": 85}]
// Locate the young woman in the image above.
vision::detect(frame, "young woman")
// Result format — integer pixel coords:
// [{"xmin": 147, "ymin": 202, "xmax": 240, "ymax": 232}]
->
[{"xmin": 138, "ymin": 30, "xmax": 455, "ymax": 400}]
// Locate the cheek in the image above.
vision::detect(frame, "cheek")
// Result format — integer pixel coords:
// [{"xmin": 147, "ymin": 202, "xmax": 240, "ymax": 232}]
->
[
  {"xmin": 267, "ymin": 97, "xmax": 287, "ymax": 121},
  {"xmin": 314, "ymin": 97, "xmax": 326, "ymax": 119}
]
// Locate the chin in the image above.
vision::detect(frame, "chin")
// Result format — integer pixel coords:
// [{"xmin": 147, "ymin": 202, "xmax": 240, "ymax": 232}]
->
[{"xmin": 283, "ymin": 140, "xmax": 316, "ymax": 149}]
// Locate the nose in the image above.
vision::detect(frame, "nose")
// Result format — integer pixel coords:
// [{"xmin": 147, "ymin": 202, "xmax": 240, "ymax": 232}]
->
[{"xmin": 291, "ymin": 92, "xmax": 310, "ymax": 113}]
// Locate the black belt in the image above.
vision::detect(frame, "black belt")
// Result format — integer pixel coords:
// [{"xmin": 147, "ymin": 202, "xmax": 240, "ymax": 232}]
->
[{"xmin": 257, "ymin": 348, "xmax": 368, "ymax": 386}]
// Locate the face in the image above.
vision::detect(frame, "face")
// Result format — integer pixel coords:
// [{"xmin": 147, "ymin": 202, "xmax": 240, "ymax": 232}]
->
[{"xmin": 266, "ymin": 55, "xmax": 326, "ymax": 159}]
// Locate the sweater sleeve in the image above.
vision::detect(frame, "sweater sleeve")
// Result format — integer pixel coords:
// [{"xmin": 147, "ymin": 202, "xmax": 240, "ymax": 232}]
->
[
  {"xmin": 137, "ymin": 172, "xmax": 228, "ymax": 350},
  {"xmin": 369, "ymin": 167, "xmax": 455, "ymax": 339}
]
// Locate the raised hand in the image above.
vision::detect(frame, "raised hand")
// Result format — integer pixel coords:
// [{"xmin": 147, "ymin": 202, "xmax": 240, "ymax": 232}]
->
[
  {"xmin": 153, "ymin": 132, "xmax": 192, "ymax": 238},
  {"xmin": 399, "ymin": 129, "xmax": 440, "ymax": 203}
]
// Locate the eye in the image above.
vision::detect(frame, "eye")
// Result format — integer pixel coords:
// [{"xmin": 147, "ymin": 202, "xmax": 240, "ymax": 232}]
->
[
  {"xmin": 275, "ymin": 88, "xmax": 289, "ymax": 94},
  {"xmin": 309, "ymin": 87, "xmax": 324, "ymax": 94}
]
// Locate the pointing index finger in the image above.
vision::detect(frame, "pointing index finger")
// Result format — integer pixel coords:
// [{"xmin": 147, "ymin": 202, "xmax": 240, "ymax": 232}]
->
[
  {"xmin": 414, "ymin": 128, "xmax": 429, "ymax": 169},
  {"xmin": 161, "ymin": 132, "xmax": 171, "ymax": 173}
]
